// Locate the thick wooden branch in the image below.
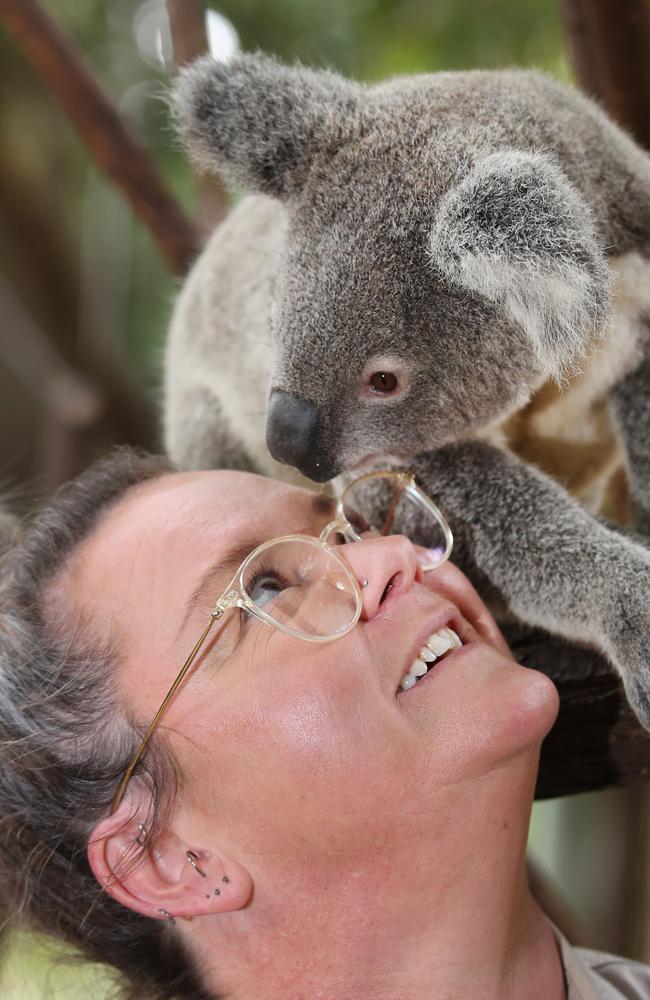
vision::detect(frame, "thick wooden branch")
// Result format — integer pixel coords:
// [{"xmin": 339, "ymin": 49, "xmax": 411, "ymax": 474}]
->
[
  {"xmin": 562, "ymin": 0, "xmax": 650, "ymax": 152},
  {"xmin": 165, "ymin": 0, "xmax": 229, "ymax": 232},
  {"xmin": 166, "ymin": 0, "xmax": 208, "ymax": 67},
  {"xmin": 537, "ymin": 674, "xmax": 650, "ymax": 799},
  {"xmin": 0, "ymin": 0, "xmax": 199, "ymax": 275},
  {"xmin": 0, "ymin": 271, "xmax": 154, "ymax": 483},
  {"xmin": 0, "ymin": 159, "xmax": 155, "ymax": 454}
]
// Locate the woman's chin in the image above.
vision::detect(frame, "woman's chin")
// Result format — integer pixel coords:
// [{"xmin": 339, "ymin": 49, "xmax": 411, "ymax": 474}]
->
[
  {"xmin": 486, "ymin": 662, "xmax": 561, "ymax": 765},
  {"xmin": 412, "ymin": 650, "xmax": 561, "ymax": 781}
]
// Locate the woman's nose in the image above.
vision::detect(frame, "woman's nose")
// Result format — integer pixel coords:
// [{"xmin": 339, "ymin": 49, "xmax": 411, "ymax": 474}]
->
[{"xmin": 339, "ymin": 535, "xmax": 421, "ymax": 620}]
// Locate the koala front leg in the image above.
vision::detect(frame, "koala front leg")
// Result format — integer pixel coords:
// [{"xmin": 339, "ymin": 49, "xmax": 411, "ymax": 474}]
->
[
  {"xmin": 612, "ymin": 351, "xmax": 650, "ymax": 533},
  {"xmin": 164, "ymin": 384, "xmax": 260, "ymax": 473},
  {"xmin": 410, "ymin": 441, "xmax": 650, "ymax": 728}
]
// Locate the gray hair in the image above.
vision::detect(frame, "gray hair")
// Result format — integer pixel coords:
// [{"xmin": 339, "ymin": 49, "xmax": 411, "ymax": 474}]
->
[{"xmin": 0, "ymin": 449, "xmax": 213, "ymax": 1000}]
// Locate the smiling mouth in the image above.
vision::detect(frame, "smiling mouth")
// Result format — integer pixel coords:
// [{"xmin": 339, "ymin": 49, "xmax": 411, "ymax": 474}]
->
[{"xmin": 398, "ymin": 626, "xmax": 463, "ymax": 692}]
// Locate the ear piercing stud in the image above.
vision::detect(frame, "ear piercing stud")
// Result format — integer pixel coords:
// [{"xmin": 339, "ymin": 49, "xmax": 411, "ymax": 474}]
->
[
  {"xmin": 158, "ymin": 908, "xmax": 176, "ymax": 925},
  {"xmin": 212, "ymin": 875, "xmax": 229, "ymax": 895},
  {"xmin": 186, "ymin": 850, "xmax": 207, "ymax": 878},
  {"xmin": 135, "ymin": 823, "xmax": 146, "ymax": 845}
]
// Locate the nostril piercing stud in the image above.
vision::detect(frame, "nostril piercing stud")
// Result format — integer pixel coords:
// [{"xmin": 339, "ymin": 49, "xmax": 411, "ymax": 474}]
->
[
  {"xmin": 186, "ymin": 850, "xmax": 207, "ymax": 878},
  {"xmin": 361, "ymin": 578, "xmax": 369, "ymax": 588}
]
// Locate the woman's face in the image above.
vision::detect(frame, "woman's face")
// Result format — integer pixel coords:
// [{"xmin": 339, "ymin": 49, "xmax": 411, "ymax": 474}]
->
[{"xmin": 70, "ymin": 470, "xmax": 559, "ymax": 870}]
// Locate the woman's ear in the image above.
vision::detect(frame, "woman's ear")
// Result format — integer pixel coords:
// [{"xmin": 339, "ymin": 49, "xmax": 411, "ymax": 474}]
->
[{"xmin": 87, "ymin": 807, "xmax": 253, "ymax": 923}]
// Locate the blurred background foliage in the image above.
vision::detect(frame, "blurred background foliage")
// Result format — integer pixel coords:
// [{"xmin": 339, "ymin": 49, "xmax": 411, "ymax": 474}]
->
[{"xmin": 1, "ymin": 2, "xmax": 648, "ymax": 997}]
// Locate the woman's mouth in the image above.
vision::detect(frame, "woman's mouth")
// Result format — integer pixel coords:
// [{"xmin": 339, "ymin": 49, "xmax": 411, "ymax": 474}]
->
[{"xmin": 398, "ymin": 626, "xmax": 463, "ymax": 691}]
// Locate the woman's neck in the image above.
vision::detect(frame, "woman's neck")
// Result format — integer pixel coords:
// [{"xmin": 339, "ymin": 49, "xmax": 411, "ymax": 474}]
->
[{"xmin": 190, "ymin": 758, "xmax": 565, "ymax": 1000}]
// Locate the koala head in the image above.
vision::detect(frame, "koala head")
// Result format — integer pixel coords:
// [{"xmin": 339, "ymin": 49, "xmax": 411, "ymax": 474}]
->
[{"xmin": 173, "ymin": 54, "xmax": 610, "ymax": 482}]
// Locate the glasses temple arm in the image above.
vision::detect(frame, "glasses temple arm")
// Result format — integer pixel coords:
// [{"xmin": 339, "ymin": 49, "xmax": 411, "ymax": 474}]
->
[{"xmin": 110, "ymin": 614, "xmax": 219, "ymax": 815}]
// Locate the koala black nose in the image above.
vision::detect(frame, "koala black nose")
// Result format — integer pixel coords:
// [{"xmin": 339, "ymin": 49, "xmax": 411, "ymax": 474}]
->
[{"xmin": 266, "ymin": 389, "xmax": 331, "ymax": 481}]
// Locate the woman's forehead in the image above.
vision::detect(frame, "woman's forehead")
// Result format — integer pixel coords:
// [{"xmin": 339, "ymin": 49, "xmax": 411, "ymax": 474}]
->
[
  {"xmin": 64, "ymin": 470, "xmax": 326, "ymax": 635},
  {"xmin": 86, "ymin": 470, "xmax": 315, "ymax": 567},
  {"xmin": 147, "ymin": 468, "xmax": 301, "ymax": 514}
]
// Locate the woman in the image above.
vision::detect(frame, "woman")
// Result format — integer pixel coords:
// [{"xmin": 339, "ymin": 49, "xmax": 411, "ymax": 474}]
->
[{"xmin": 0, "ymin": 449, "xmax": 648, "ymax": 1000}]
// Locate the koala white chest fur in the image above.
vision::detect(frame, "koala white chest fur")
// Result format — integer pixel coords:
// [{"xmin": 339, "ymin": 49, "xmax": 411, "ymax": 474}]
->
[
  {"xmin": 488, "ymin": 250, "xmax": 650, "ymax": 509},
  {"xmin": 165, "ymin": 53, "xmax": 650, "ymax": 731},
  {"xmin": 165, "ymin": 196, "xmax": 304, "ymax": 483}
]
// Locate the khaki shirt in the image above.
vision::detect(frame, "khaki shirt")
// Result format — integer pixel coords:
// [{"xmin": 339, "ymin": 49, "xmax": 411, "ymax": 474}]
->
[{"xmin": 554, "ymin": 925, "xmax": 650, "ymax": 999}]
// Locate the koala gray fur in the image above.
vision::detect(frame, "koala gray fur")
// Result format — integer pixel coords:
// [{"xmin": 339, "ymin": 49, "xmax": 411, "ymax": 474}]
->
[{"xmin": 165, "ymin": 53, "xmax": 650, "ymax": 727}]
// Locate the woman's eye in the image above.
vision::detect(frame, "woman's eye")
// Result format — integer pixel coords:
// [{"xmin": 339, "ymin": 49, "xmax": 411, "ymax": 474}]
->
[{"xmin": 246, "ymin": 571, "xmax": 288, "ymax": 610}]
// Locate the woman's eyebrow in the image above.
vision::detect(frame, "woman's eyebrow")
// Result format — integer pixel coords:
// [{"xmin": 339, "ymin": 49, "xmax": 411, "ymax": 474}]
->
[
  {"xmin": 180, "ymin": 493, "xmax": 337, "ymax": 634},
  {"xmin": 181, "ymin": 537, "xmax": 262, "ymax": 634}
]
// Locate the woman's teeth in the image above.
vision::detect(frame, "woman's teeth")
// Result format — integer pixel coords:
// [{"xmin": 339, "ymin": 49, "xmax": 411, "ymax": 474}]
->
[{"xmin": 399, "ymin": 627, "xmax": 462, "ymax": 691}]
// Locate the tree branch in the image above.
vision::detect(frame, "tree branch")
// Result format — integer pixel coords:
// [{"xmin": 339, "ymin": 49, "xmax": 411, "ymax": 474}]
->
[
  {"xmin": 165, "ymin": 0, "xmax": 229, "ymax": 232},
  {"xmin": 562, "ymin": 0, "xmax": 650, "ymax": 153},
  {"xmin": 0, "ymin": 271, "xmax": 154, "ymax": 485},
  {"xmin": 537, "ymin": 674, "xmax": 650, "ymax": 799},
  {"xmin": 166, "ymin": 0, "xmax": 209, "ymax": 67},
  {"xmin": 0, "ymin": 0, "xmax": 199, "ymax": 274}
]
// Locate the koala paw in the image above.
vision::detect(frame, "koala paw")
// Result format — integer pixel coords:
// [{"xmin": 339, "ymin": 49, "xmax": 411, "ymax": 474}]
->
[
  {"xmin": 625, "ymin": 676, "xmax": 650, "ymax": 733},
  {"xmin": 603, "ymin": 562, "xmax": 650, "ymax": 731}
]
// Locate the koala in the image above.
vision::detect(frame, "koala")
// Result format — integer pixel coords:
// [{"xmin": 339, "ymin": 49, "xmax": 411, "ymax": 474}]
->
[{"xmin": 165, "ymin": 53, "xmax": 650, "ymax": 727}]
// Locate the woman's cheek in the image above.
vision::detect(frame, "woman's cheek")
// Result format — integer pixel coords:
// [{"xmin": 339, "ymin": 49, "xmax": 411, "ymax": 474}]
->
[{"xmin": 415, "ymin": 551, "xmax": 512, "ymax": 657}]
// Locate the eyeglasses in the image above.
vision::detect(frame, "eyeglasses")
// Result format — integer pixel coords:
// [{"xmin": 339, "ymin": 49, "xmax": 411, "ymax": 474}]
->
[{"xmin": 110, "ymin": 470, "xmax": 453, "ymax": 813}]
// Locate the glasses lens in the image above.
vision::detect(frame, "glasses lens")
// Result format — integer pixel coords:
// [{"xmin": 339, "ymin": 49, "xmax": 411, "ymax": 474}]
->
[
  {"xmin": 241, "ymin": 538, "xmax": 360, "ymax": 639},
  {"xmin": 341, "ymin": 475, "xmax": 450, "ymax": 566}
]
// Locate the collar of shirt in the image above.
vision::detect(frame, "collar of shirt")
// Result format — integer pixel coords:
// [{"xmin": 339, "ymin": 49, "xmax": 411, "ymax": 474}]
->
[{"xmin": 550, "ymin": 920, "xmax": 650, "ymax": 1000}]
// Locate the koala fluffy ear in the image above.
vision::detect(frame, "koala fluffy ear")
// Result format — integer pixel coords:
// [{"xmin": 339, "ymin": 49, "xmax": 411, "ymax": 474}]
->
[
  {"xmin": 429, "ymin": 150, "xmax": 611, "ymax": 379},
  {"xmin": 171, "ymin": 52, "xmax": 361, "ymax": 198}
]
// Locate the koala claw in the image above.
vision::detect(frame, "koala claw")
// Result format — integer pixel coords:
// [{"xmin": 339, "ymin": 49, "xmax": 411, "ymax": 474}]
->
[
  {"xmin": 624, "ymin": 677, "xmax": 650, "ymax": 732},
  {"xmin": 604, "ymin": 568, "xmax": 650, "ymax": 731}
]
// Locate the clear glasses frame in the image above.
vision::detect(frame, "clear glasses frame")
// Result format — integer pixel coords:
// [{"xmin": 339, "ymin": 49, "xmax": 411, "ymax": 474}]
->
[{"xmin": 110, "ymin": 470, "xmax": 453, "ymax": 814}]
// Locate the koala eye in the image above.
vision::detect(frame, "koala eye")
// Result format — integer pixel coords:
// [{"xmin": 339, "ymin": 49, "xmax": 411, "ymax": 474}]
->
[{"xmin": 369, "ymin": 371, "xmax": 398, "ymax": 394}]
